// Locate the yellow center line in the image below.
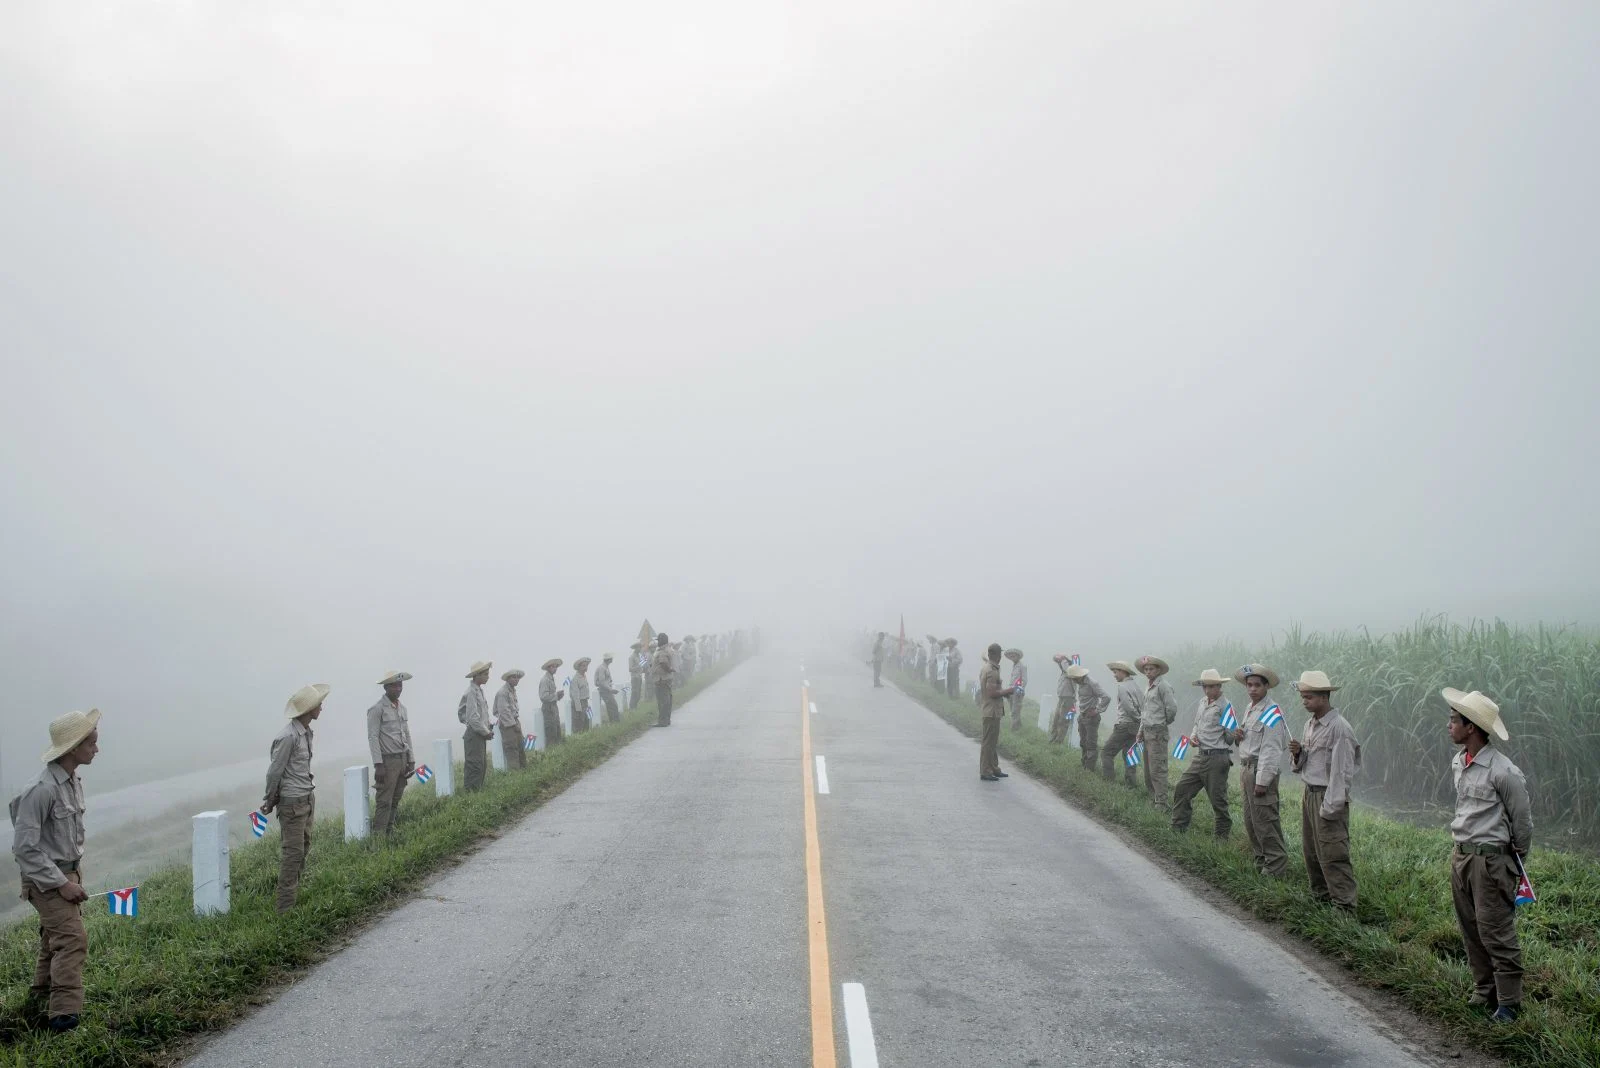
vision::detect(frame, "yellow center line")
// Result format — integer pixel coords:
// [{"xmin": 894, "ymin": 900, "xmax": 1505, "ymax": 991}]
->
[{"xmin": 802, "ymin": 683, "xmax": 838, "ymax": 1068}]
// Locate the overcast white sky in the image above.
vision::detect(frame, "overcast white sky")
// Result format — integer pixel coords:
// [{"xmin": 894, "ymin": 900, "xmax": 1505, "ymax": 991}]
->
[{"xmin": 3, "ymin": 2, "xmax": 1597, "ymax": 787}]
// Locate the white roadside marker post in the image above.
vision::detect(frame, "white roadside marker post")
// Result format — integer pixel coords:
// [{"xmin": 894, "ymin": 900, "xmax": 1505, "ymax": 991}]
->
[
  {"xmin": 490, "ymin": 731, "xmax": 507, "ymax": 771},
  {"xmin": 192, "ymin": 810, "xmax": 231, "ymax": 916},
  {"xmin": 433, "ymin": 739, "xmax": 455, "ymax": 796},
  {"xmin": 344, "ymin": 766, "xmax": 370, "ymax": 842}
]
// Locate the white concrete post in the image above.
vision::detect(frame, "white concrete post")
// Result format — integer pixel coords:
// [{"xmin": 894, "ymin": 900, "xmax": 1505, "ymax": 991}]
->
[
  {"xmin": 192, "ymin": 810, "xmax": 230, "ymax": 916},
  {"xmin": 490, "ymin": 729, "xmax": 507, "ymax": 771},
  {"xmin": 344, "ymin": 766, "xmax": 370, "ymax": 841},
  {"xmin": 432, "ymin": 739, "xmax": 455, "ymax": 796}
]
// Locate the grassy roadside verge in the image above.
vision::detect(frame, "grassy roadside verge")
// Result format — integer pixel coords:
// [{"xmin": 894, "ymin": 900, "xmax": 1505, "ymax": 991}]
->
[
  {"xmin": 0, "ymin": 658, "xmax": 745, "ymax": 1067},
  {"xmin": 890, "ymin": 669, "xmax": 1600, "ymax": 1068}
]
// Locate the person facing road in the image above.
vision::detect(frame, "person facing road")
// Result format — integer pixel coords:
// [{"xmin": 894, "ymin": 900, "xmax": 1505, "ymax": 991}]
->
[
  {"xmin": 597, "ymin": 654, "xmax": 622, "ymax": 724},
  {"xmin": 1170, "ymin": 669, "xmax": 1237, "ymax": 838},
  {"xmin": 871, "ymin": 631, "xmax": 886, "ymax": 688},
  {"xmin": 495, "ymin": 669, "xmax": 527, "ymax": 769},
  {"xmin": 1068, "ymin": 663, "xmax": 1109, "ymax": 771},
  {"xmin": 1136, "ymin": 655, "xmax": 1179, "ymax": 811},
  {"xmin": 1100, "ymin": 661, "xmax": 1143, "ymax": 786},
  {"xmin": 538, "ymin": 659, "xmax": 565, "ymax": 748},
  {"xmin": 651, "ymin": 633, "xmax": 676, "ymax": 727},
  {"xmin": 1004, "ymin": 649, "xmax": 1027, "ymax": 730},
  {"xmin": 267, "ymin": 685, "xmax": 325, "ymax": 912},
  {"xmin": 368, "ymin": 671, "xmax": 415, "ymax": 837},
  {"xmin": 571, "ymin": 658, "xmax": 594, "ymax": 734},
  {"xmin": 1289, "ymin": 670, "xmax": 1359, "ymax": 910},
  {"xmin": 1236, "ymin": 663, "xmax": 1289, "ymax": 877},
  {"xmin": 978, "ymin": 643, "xmax": 1018, "ymax": 781}
]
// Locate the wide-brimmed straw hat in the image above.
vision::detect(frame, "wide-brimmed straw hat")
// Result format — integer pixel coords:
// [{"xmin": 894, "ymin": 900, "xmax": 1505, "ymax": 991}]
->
[
  {"xmin": 1107, "ymin": 660, "xmax": 1135, "ymax": 675},
  {"xmin": 603, "ymin": 653, "xmax": 614, "ymax": 661},
  {"xmin": 465, "ymin": 660, "xmax": 492, "ymax": 678},
  {"xmin": 1442, "ymin": 687, "xmax": 1509, "ymax": 741},
  {"xmin": 42, "ymin": 709, "xmax": 102, "ymax": 762},
  {"xmin": 502, "ymin": 669, "xmax": 525, "ymax": 681},
  {"xmin": 1004, "ymin": 648, "xmax": 1023, "ymax": 659},
  {"xmin": 1233, "ymin": 663, "xmax": 1279, "ymax": 688},
  {"xmin": 1136, "ymin": 655, "xmax": 1169, "ymax": 677},
  {"xmin": 1193, "ymin": 668, "xmax": 1229, "ymax": 687},
  {"xmin": 1066, "ymin": 665, "xmax": 1089, "ymax": 680},
  {"xmin": 284, "ymin": 684, "xmax": 330, "ymax": 720},
  {"xmin": 542, "ymin": 658, "xmax": 563, "ymax": 672},
  {"xmin": 630, "ymin": 641, "xmax": 643, "ymax": 650},
  {"xmin": 1292, "ymin": 670, "xmax": 1339, "ymax": 693},
  {"xmin": 376, "ymin": 670, "xmax": 412, "ymax": 687},
  {"xmin": 574, "ymin": 657, "xmax": 592, "ymax": 669}
]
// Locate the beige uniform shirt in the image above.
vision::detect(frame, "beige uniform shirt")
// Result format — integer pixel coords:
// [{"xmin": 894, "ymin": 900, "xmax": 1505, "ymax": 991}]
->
[
  {"xmin": 978, "ymin": 661, "xmax": 1006, "ymax": 718},
  {"xmin": 1189, "ymin": 697, "xmax": 1234, "ymax": 750},
  {"xmin": 458, "ymin": 683, "xmax": 492, "ymax": 738},
  {"xmin": 367, "ymin": 696, "xmax": 413, "ymax": 765},
  {"xmin": 493, "ymin": 683, "xmax": 521, "ymax": 729},
  {"xmin": 265, "ymin": 719, "xmax": 316, "ymax": 806},
  {"xmin": 1115, "ymin": 677, "xmax": 1143, "ymax": 727},
  {"xmin": 1292, "ymin": 709, "xmax": 1358, "ymax": 817},
  {"xmin": 1238, "ymin": 699, "xmax": 1288, "ymax": 788},
  {"xmin": 571, "ymin": 673, "xmax": 591, "ymax": 711},
  {"xmin": 596, "ymin": 662, "xmax": 616, "ymax": 696},
  {"xmin": 650, "ymin": 646, "xmax": 676, "ymax": 686},
  {"xmin": 1451, "ymin": 746, "xmax": 1533, "ymax": 853},
  {"xmin": 538, "ymin": 672, "xmax": 561, "ymax": 706},
  {"xmin": 1140, "ymin": 677, "xmax": 1178, "ymax": 730},
  {"xmin": 1074, "ymin": 677, "xmax": 1111, "ymax": 717},
  {"xmin": 9, "ymin": 763, "xmax": 86, "ymax": 890},
  {"xmin": 1056, "ymin": 665, "xmax": 1073, "ymax": 699},
  {"xmin": 1009, "ymin": 660, "xmax": 1028, "ymax": 693}
]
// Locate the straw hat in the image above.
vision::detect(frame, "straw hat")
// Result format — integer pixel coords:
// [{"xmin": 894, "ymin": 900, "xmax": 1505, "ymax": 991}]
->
[
  {"xmin": 376, "ymin": 670, "xmax": 412, "ymax": 686},
  {"xmin": 603, "ymin": 653, "xmax": 614, "ymax": 662},
  {"xmin": 1193, "ymin": 668, "xmax": 1229, "ymax": 687},
  {"xmin": 1234, "ymin": 663, "xmax": 1279, "ymax": 688},
  {"xmin": 501, "ymin": 669, "xmax": 525, "ymax": 682},
  {"xmin": 1443, "ymin": 688, "xmax": 1509, "ymax": 741},
  {"xmin": 542, "ymin": 658, "xmax": 563, "ymax": 672},
  {"xmin": 41, "ymin": 709, "xmax": 102, "ymax": 762},
  {"xmin": 1004, "ymin": 648, "xmax": 1023, "ymax": 659},
  {"xmin": 1107, "ymin": 660, "xmax": 1135, "ymax": 675},
  {"xmin": 1066, "ymin": 665, "xmax": 1089, "ymax": 680},
  {"xmin": 1292, "ymin": 670, "xmax": 1339, "ymax": 693},
  {"xmin": 465, "ymin": 660, "xmax": 492, "ymax": 678},
  {"xmin": 630, "ymin": 641, "xmax": 642, "ymax": 650},
  {"xmin": 284, "ymin": 684, "xmax": 330, "ymax": 720},
  {"xmin": 1136, "ymin": 655, "xmax": 1169, "ymax": 677},
  {"xmin": 574, "ymin": 657, "xmax": 592, "ymax": 669}
]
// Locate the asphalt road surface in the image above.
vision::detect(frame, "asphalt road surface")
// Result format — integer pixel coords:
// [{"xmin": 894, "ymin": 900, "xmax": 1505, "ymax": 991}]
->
[{"xmin": 186, "ymin": 652, "xmax": 1437, "ymax": 1068}]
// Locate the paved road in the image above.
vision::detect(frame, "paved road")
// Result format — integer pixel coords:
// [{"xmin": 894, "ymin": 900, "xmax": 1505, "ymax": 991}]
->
[{"xmin": 188, "ymin": 652, "xmax": 1434, "ymax": 1068}]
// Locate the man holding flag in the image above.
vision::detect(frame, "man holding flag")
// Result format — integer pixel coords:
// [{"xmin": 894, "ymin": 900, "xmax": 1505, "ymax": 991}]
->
[
  {"xmin": 1443, "ymin": 687, "xmax": 1533, "ymax": 1023},
  {"xmin": 267, "ymin": 684, "xmax": 325, "ymax": 912},
  {"xmin": 1236, "ymin": 664, "xmax": 1290, "ymax": 877},
  {"xmin": 1170, "ymin": 669, "xmax": 1238, "ymax": 838}
]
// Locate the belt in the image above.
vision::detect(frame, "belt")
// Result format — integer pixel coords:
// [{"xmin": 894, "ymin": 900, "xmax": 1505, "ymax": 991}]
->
[
  {"xmin": 1203, "ymin": 748, "xmax": 1231, "ymax": 756},
  {"xmin": 1455, "ymin": 842, "xmax": 1509, "ymax": 856},
  {"xmin": 1240, "ymin": 757, "xmax": 1258, "ymax": 767}
]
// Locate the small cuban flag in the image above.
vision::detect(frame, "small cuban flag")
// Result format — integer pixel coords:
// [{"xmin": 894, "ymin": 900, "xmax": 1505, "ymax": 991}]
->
[
  {"xmin": 1125, "ymin": 743, "xmax": 1143, "ymax": 767},
  {"xmin": 416, "ymin": 764, "xmax": 434, "ymax": 784},
  {"xmin": 524, "ymin": 733, "xmax": 537, "ymax": 751},
  {"xmin": 1172, "ymin": 735, "xmax": 1191, "ymax": 760},
  {"xmin": 1064, "ymin": 708, "xmax": 1077, "ymax": 722},
  {"xmin": 1259, "ymin": 705, "xmax": 1284, "ymax": 729},
  {"xmin": 1514, "ymin": 855, "xmax": 1537, "ymax": 907},
  {"xmin": 1219, "ymin": 703, "xmax": 1239, "ymax": 731},
  {"xmin": 249, "ymin": 811, "xmax": 270, "ymax": 838},
  {"xmin": 108, "ymin": 886, "xmax": 138, "ymax": 918}
]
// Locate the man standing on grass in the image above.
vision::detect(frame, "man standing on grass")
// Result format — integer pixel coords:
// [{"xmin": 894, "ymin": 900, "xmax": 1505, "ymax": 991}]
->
[
  {"xmin": 652, "ymin": 633, "xmax": 677, "ymax": 727},
  {"xmin": 1004, "ymin": 648, "xmax": 1027, "ymax": 730},
  {"xmin": 946, "ymin": 639, "xmax": 963, "ymax": 699},
  {"xmin": 10, "ymin": 709, "xmax": 101, "ymax": 1032},
  {"xmin": 597, "ymin": 653, "xmax": 622, "ymax": 724},
  {"xmin": 266, "ymin": 685, "xmax": 325, "ymax": 912},
  {"xmin": 368, "ymin": 671, "xmax": 415, "ymax": 837},
  {"xmin": 1171, "ymin": 669, "xmax": 1237, "ymax": 838},
  {"xmin": 1289, "ymin": 670, "xmax": 1359, "ymax": 911},
  {"xmin": 978, "ymin": 643, "xmax": 1018, "ymax": 781},
  {"xmin": 1236, "ymin": 663, "xmax": 1289, "ymax": 876},
  {"xmin": 628, "ymin": 642, "xmax": 646, "ymax": 711},
  {"xmin": 927, "ymin": 635, "xmax": 941, "ymax": 687},
  {"xmin": 1068, "ymin": 663, "xmax": 1110, "ymax": 771},
  {"xmin": 1443, "ymin": 687, "xmax": 1532, "ymax": 1023},
  {"xmin": 495, "ymin": 669, "xmax": 526, "ymax": 769},
  {"xmin": 1100, "ymin": 660, "xmax": 1143, "ymax": 786},
  {"xmin": 1050, "ymin": 655, "xmax": 1075, "ymax": 744},
  {"xmin": 872, "ymin": 631, "xmax": 886, "ymax": 687},
  {"xmin": 539, "ymin": 659, "xmax": 565, "ymax": 748},
  {"xmin": 1136, "ymin": 655, "xmax": 1179, "ymax": 812},
  {"xmin": 570, "ymin": 658, "xmax": 594, "ymax": 734},
  {"xmin": 459, "ymin": 661, "xmax": 494, "ymax": 791}
]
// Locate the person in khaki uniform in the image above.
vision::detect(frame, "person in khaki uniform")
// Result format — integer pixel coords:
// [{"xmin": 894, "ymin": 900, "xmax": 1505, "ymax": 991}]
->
[
  {"xmin": 458, "ymin": 661, "xmax": 494, "ymax": 791},
  {"xmin": 1068, "ymin": 663, "xmax": 1110, "ymax": 770},
  {"xmin": 495, "ymin": 669, "xmax": 527, "ymax": 769},
  {"xmin": 1049, "ymin": 655, "xmax": 1074, "ymax": 744},
  {"xmin": 597, "ymin": 654, "xmax": 622, "ymax": 724},
  {"xmin": 10, "ymin": 709, "xmax": 101, "ymax": 1032},
  {"xmin": 266, "ymin": 684, "xmax": 325, "ymax": 912},
  {"xmin": 1235, "ymin": 663, "xmax": 1289, "ymax": 876},
  {"xmin": 570, "ymin": 658, "xmax": 594, "ymax": 734},
  {"xmin": 1004, "ymin": 649, "xmax": 1027, "ymax": 730},
  {"xmin": 1289, "ymin": 671, "xmax": 1359, "ymax": 910},
  {"xmin": 368, "ymin": 671, "xmax": 415, "ymax": 837},
  {"xmin": 651, "ymin": 634, "xmax": 676, "ymax": 726},
  {"xmin": 1100, "ymin": 661, "xmax": 1143, "ymax": 785},
  {"xmin": 538, "ymin": 659, "xmax": 565, "ymax": 748},
  {"xmin": 628, "ymin": 642, "xmax": 646, "ymax": 711},
  {"xmin": 1443, "ymin": 688, "xmax": 1533, "ymax": 1023},
  {"xmin": 978, "ymin": 643, "xmax": 1018, "ymax": 781},
  {"xmin": 1136, "ymin": 655, "xmax": 1179, "ymax": 811},
  {"xmin": 945, "ymin": 639, "xmax": 963, "ymax": 699},
  {"xmin": 1170, "ymin": 669, "xmax": 1237, "ymax": 837}
]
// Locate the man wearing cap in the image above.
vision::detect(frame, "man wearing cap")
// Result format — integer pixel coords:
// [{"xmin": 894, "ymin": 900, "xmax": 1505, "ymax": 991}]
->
[
  {"xmin": 495, "ymin": 670, "xmax": 527, "ymax": 769},
  {"xmin": 946, "ymin": 639, "xmax": 963, "ymax": 699},
  {"xmin": 651, "ymin": 633, "xmax": 676, "ymax": 727},
  {"xmin": 10, "ymin": 709, "xmax": 101, "ymax": 1031},
  {"xmin": 1100, "ymin": 661, "xmax": 1143, "ymax": 786},
  {"xmin": 459, "ymin": 662, "xmax": 494, "ymax": 792},
  {"xmin": 628, "ymin": 642, "xmax": 646, "ymax": 711},
  {"xmin": 1236, "ymin": 664, "xmax": 1289, "ymax": 876},
  {"xmin": 1068, "ymin": 663, "xmax": 1110, "ymax": 771},
  {"xmin": 538, "ymin": 659, "xmax": 566, "ymax": 748},
  {"xmin": 1444, "ymin": 688, "xmax": 1532, "ymax": 1023},
  {"xmin": 1136, "ymin": 656, "xmax": 1179, "ymax": 811},
  {"xmin": 1289, "ymin": 671, "xmax": 1359, "ymax": 910},
  {"xmin": 978, "ymin": 643, "xmax": 1018, "ymax": 781},
  {"xmin": 571, "ymin": 658, "xmax": 594, "ymax": 734},
  {"xmin": 368, "ymin": 672, "xmax": 415, "ymax": 837},
  {"xmin": 266, "ymin": 685, "xmax": 326, "ymax": 911},
  {"xmin": 1170, "ymin": 670, "xmax": 1237, "ymax": 837},
  {"xmin": 1004, "ymin": 649, "xmax": 1028, "ymax": 730},
  {"xmin": 597, "ymin": 654, "xmax": 622, "ymax": 724},
  {"xmin": 871, "ymin": 632, "xmax": 886, "ymax": 687}
]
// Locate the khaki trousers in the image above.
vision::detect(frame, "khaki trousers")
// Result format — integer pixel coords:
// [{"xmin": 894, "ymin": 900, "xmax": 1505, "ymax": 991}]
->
[
  {"xmin": 463, "ymin": 731, "xmax": 488, "ymax": 792},
  {"xmin": 1241, "ymin": 764, "xmax": 1288, "ymax": 876},
  {"xmin": 629, "ymin": 677, "xmax": 643, "ymax": 710},
  {"xmin": 602, "ymin": 693, "xmax": 621, "ymax": 724},
  {"xmin": 572, "ymin": 705, "xmax": 591, "ymax": 734},
  {"xmin": 372, "ymin": 753, "xmax": 410, "ymax": 836},
  {"xmin": 1008, "ymin": 693, "xmax": 1024, "ymax": 730},
  {"xmin": 947, "ymin": 667, "xmax": 960, "ymax": 699},
  {"xmin": 1142, "ymin": 724, "xmax": 1170, "ymax": 811},
  {"xmin": 1048, "ymin": 698, "xmax": 1070, "ymax": 744},
  {"xmin": 1301, "ymin": 785, "xmax": 1358, "ymax": 908},
  {"xmin": 1171, "ymin": 749, "xmax": 1232, "ymax": 836},
  {"xmin": 1101, "ymin": 721, "xmax": 1141, "ymax": 784},
  {"xmin": 500, "ymin": 721, "xmax": 526, "ymax": 769},
  {"xmin": 542, "ymin": 701, "xmax": 564, "ymax": 747},
  {"xmin": 979, "ymin": 714, "xmax": 1002, "ymax": 776},
  {"xmin": 1077, "ymin": 713, "xmax": 1101, "ymax": 770},
  {"xmin": 655, "ymin": 683, "xmax": 674, "ymax": 726},
  {"xmin": 1452, "ymin": 851, "xmax": 1523, "ymax": 1006},
  {"xmin": 24, "ymin": 869, "xmax": 86, "ymax": 1016},
  {"xmin": 276, "ymin": 794, "xmax": 314, "ymax": 912}
]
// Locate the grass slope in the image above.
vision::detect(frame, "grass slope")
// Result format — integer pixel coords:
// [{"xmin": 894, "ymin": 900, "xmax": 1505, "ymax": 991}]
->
[
  {"xmin": 892, "ymin": 670, "xmax": 1600, "ymax": 1068},
  {"xmin": 0, "ymin": 659, "xmax": 743, "ymax": 1067}
]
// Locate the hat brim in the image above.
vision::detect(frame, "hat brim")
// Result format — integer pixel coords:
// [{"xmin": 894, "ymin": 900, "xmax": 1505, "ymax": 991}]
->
[
  {"xmin": 285, "ymin": 683, "xmax": 331, "ymax": 720},
  {"xmin": 376, "ymin": 672, "xmax": 412, "ymax": 686},
  {"xmin": 542, "ymin": 660, "xmax": 563, "ymax": 672},
  {"xmin": 1442, "ymin": 687, "xmax": 1509, "ymax": 741},
  {"xmin": 1233, "ymin": 666, "xmax": 1280, "ymax": 688},
  {"xmin": 1292, "ymin": 682, "xmax": 1340, "ymax": 693},
  {"xmin": 1193, "ymin": 677, "xmax": 1228, "ymax": 687},
  {"xmin": 1107, "ymin": 661, "xmax": 1134, "ymax": 674},
  {"xmin": 1140, "ymin": 658, "xmax": 1170, "ymax": 676},
  {"xmin": 41, "ymin": 709, "xmax": 102, "ymax": 763}
]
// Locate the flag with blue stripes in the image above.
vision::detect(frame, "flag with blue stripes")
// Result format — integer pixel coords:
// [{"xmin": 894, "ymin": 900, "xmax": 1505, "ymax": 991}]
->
[
  {"xmin": 1172, "ymin": 735, "xmax": 1190, "ymax": 760},
  {"xmin": 524, "ymin": 733, "xmax": 537, "ymax": 751},
  {"xmin": 1125, "ymin": 743, "xmax": 1142, "ymax": 767},
  {"xmin": 1259, "ymin": 705, "xmax": 1284, "ymax": 728},
  {"xmin": 108, "ymin": 887, "xmax": 138, "ymax": 918},
  {"xmin": 249, "ymin": 811, "xmax": 269, "ymax": 838},
  {"xmin": 1514, "ymin": 856, "xmax": 1537, "ymax": 907},
  {"xmin": 1219, "ymin": 703, "xmax": 1239, "ymax": 731},
  {"xmin": 416, "ymin": 764, "xmax": 433, "ymax": 784}
]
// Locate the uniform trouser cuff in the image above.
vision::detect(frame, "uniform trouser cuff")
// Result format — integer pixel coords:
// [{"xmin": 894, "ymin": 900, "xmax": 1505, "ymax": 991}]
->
[{"xmin": 1494, "ymin": 972, "xmax": 1522, "ymax": 1006}]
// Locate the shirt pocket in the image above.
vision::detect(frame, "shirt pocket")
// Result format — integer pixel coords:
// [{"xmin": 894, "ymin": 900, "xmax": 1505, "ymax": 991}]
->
[{"xmin": 1459, "ymin": 783, "xmax": 1497, "ymax": 805}]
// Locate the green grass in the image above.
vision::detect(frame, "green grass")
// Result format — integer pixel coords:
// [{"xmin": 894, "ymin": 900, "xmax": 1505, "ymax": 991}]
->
[
  {"xmin": 891, "ymin": 668, "xmax": 1600, "ymax": 1068},
  {"xmin": 0, "ymin": 660, "xmax": 742, "ymax": 1067}
]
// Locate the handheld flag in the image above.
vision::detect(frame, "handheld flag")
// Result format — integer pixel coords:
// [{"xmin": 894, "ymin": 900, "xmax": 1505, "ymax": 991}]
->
[
  {"xmin": 1514, "ymin": 855, "xmax": 1537, "ymax": 907},
  {"xmin": 1172, "ymin": 735, "xmax": 1191, "ymax": 760},
  {"xmin": 1219, "ymin": 703, "xmax": 1239, "ymax": 731},
  {"xmin": 524, "ymin": 733, "xmax": 537, "ymax": 751},
  {"xmin": 249, "ymin": 811, "xmax": 270, "ymax": 838},
  {"xmin": 108, "ymin": 887, "xmax": 138, "ymax": 918},
  {"xmin": 1125, "ymin": 743, "xmax": 1143, "ymax": 767},
  {"xmin": 416, "ymin": 764, "xmax": 434, "ymax": 784},
  {"xmin": 1258, "ymin": 705, "xmax": 1284, "ymax": 729}
]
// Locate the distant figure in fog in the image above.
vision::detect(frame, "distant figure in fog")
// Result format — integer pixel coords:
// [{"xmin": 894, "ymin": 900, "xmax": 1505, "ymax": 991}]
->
[
  {"xmin": 459, "ymin": 661, "xmax": 494, "ymax": 791},
  {"xmin": 872, "ymin": 631, "xmax": 886, "ymax": 687},
  {"xmin": 945, "ymin": 639, "xmax": 963, "ymax": 698},
  {"xmin": 651, "ymin": 633, "xmax": 677, "ymax": 727},
  {"xmin": 495, "ymin": 669, "xmax": 526, "ymax": 769},
  {"xmin": 369, "ymin": 671, "xmax": 415, "ymax": 836},
  {"xmin": 539, "ymin": 659, "xmax": 565, "ymax": 748}
]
